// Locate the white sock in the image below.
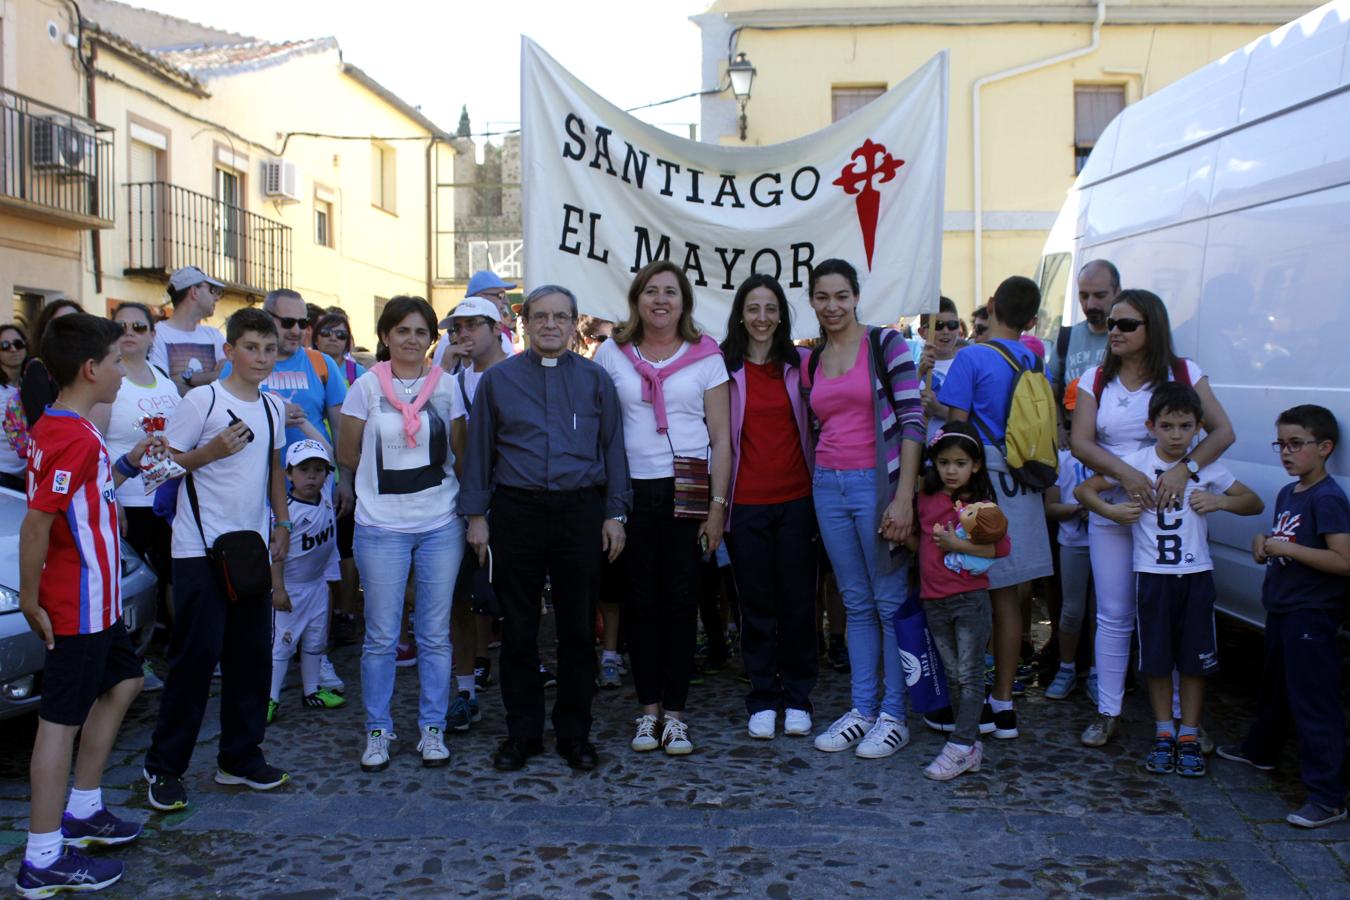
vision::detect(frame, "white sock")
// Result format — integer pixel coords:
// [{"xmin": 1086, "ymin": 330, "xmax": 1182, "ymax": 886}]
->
[
  {"xmin": 300, "ymin": 651, "xmax": 321, "ymax": 696},
  {"xmin": 989, "ymin": 697, "xmax": 1014, "ymax": 714},
  {"xmin": 65, "ymin": 786, "xmax": 101, "ymax": 820},
  {"xmin": 948, "ymin": 740, "xmax": 973, "ymax": 753},
  {"xmin": 457, "ymin": 675, "xmax": 476, "ymax": 699},
  {"xmin": 602, "ymin": 650, "xmax": 620, "ymax": 664},
  {"xmin": 24, "ymin": 830, "xmax": 62, "ymax": 869},
  {"xmin": 1059, "ymin": 661, "xmax": 1076, "ymax": 673},
  {"xmin": 269, "ymin": 657, "xmax": 288, "ymax": 703}
]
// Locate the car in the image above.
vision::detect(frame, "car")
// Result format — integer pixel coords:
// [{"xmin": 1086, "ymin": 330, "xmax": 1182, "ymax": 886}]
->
[{"xmin": 0, "ymin": 487, "xmax": 159, "ymax": 721}]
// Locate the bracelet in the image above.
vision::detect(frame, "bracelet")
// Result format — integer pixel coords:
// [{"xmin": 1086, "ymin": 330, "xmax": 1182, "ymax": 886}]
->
[
  {"xmin": 114, "ymin": 454, "xmax": 139, "ymax": 478},
  {"xmin": 711, "ymin": 496, "xmax": 728, "ymax": 508},
  {"xmin": 274, "ymin": 519, "xmax": 293, "ymax": 532}
]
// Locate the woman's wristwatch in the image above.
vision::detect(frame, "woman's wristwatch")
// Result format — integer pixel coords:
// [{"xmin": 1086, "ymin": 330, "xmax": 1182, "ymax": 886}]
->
[{"xmin": 711, "ymin": 496, "xmax": 728, "ymax": 508}]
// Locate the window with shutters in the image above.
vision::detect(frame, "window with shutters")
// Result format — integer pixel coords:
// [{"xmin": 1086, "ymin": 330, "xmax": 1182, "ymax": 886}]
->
[
  {"xmin": 831, "ymin": 86, "xmax": 886, "ymax": 123},
  {"xmin": 1074, "ymin": 85, "xmax": 1125, "ymax": 174}
]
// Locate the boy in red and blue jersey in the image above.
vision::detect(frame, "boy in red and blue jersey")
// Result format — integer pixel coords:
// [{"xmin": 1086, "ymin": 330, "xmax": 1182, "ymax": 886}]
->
[{"xmin": 17, "ymin": 314, "xmax": 161, "ymax": 898}]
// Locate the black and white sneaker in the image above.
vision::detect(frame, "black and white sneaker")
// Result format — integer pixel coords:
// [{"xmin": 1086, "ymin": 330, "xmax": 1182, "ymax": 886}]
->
[
  {"xmin": 855, "ymin": 713, "xmax": 910, "ymax": 759},
  {"xmin": 813, "ymin": 708, "xmax": 872, "ymax": 752},
  {"xmin": 978, "ymin": 701, "xmax": 997, "ymax": 736},
  {"xmin": 992, "ymin": 708, "xmax": 1019, "ymax": 740},
  {"xmin": 214, "ymin": 763, "xmax": 289, "ymax": 791},
  {"xmin": 144, "ymin": 768, "xmax": 188, "ymax": 812},
  {"xmin": 923, "ymin": 706, "xmax": 956, "ymax": 734}
]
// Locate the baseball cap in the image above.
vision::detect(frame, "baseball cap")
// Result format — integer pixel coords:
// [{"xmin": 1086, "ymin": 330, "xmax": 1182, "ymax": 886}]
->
[
  {"xmin": 437, "ymin": 296, "xmax": 502, "ymax": 329},
  {"xmin": 285, "ymin": 439, "xmax": 332, "ymax": 469},
  {"xmin": 465, "ymin": 270, "xmax": 516, "ymax": 298},
  {"xmin": 168, "ymin": 265, "xmax": 225, "ymax": 293}
]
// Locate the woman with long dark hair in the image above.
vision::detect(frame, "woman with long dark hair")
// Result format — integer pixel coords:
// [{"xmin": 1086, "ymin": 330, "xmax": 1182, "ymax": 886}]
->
[
  {"xmin": 21, "ymin": 299, "xmax": 82, "ymax": 426},
  {"xmin": 0, "ymin": 323, "xmax": 30, "ymax": 489},
  {"xmin": 594, "ymin": 260, "xmax": 731, "ymax": 757},
  {"xmin": 1070, "ymin": 288, "xmax": 1234, "ymax": 748},
  {"xmin": 804, "ymin": 258, "xmax": 925, "ymax": 760},
  {"xmin": 720, "ymin": 274, "xmax": 817, "ymax": 739}
]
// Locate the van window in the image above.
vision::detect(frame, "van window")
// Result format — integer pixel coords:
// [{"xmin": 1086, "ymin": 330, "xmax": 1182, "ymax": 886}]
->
[{"xmin": 1035, "ymin": 251, "xmax": 1071, "ymax": 341}]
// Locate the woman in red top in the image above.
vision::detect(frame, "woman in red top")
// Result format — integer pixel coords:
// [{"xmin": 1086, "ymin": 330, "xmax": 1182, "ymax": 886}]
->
[{"xmin": 720, "ymin": 275, "xmax": 817, "ymax": 741}]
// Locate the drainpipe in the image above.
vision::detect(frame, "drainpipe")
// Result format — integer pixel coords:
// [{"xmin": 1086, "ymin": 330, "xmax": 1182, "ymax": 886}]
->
[{"xmin": 971, "ymin": 0, "xmax": 1105, "ymax": 308}]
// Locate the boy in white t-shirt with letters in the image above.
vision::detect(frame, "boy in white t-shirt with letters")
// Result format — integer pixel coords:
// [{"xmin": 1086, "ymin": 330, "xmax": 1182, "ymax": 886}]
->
[{"xmin": 1076, "ymin": 383, "xmax": 1262, "ymax": 778}]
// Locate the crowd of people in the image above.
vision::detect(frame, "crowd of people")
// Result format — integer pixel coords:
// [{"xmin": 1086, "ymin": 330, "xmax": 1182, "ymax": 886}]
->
[{"xmin": 10, "ymin": 257, "xmax": 1349, "ymax": 896}]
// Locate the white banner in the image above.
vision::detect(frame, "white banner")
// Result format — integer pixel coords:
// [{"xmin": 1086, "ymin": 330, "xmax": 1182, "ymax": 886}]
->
[{"xmin": 521, "ymin": 38, "xmax": 948, "ymax": 339}]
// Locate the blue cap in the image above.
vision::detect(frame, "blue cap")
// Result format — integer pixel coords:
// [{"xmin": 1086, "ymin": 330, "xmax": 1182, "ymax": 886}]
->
[{"xmin": 466, "ymin": 270, "xmax": 516, "ymax": 298}]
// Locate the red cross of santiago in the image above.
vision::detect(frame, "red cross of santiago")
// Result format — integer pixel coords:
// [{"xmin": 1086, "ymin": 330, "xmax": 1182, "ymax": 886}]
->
[{"xmin": 832, "ymin": 139, "xmax": 905, "ymax": 270}]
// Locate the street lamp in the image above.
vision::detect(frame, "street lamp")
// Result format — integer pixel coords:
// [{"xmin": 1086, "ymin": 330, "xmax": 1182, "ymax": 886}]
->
[{"xmin": 728, "ymin": 52, "xmax": 756, "ymax": 141}]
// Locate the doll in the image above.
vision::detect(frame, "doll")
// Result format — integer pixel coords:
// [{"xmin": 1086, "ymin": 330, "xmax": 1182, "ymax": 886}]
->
[{"xmin": 941, "ymin": 500, "xmax": 1008, "ymax": 576}]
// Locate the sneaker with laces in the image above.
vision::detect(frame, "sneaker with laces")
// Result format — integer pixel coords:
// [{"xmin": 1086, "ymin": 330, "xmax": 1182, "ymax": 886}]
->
[
  {"xmin": 661, "ymin": 717, "xmax": 693, "ymax": 756},
  {"xmin": 598, "ymin": 660, "xmax": 622, "ymax": 688},
  {"xmin": 783, "ymin": 708, "xmax": 812, "ymax": 736},
  {"xmin": 1085, "ymin": 672, "xmax": 1100, "ymax": 705},
  {"xmin": 814, "ymin": 709, "xmax": 873, "ymax": 752},
  {"xmin": 1146, "ymin": 734, "xmax": 1177, "ymax": 774},
  {"xmin": 1215, "ymin": 744, "xmax": 1275, "ymax": 771},
  {"xmin": 61, "ymin": 808, "xmax": 142, "ymax": 847},
  {"xmin": 361, "ymin": 729, "xmax": 396, "ymax": 772},
  {"xmin": 747, "ymin": 710, "xmax": 776, "ymax": 740},
  {"xmin": 266, "ymin": 698, "xmax": 279, "ymax": 725},
  {"xmin": 923, "ymin": 706, "xmax": 956, "ymax": 733},
  {"xmin": 143, "ymin": 769, "xmax": 187, "ymax": 812},
  {"xmin": 417, "ymin": 725, "xmax": 450, "ymax": 767},
  {"xmin": 923, "ymin": 741, "xmax": 983, "ymax": 781},
  {"xmin": 1043, "ymin": 668, "xmax": 1077, "ymax": 700},
  {"xmin": 303, "ymin": 688, "xmax": 345, "ymax": 709},
  {"xmin": 318, "ymin": 656, "xmax": 345, "ymax": 694},
  {"xmin": 631, "ymin": 714, "xmax": 659, "ymax": 752},
  {"xmin": 1286, "ymin": 801, "xmax": 1348, "ymax": 829},
  {"xmin": 1175, "ymin": 738, "xmax": 1206, "ymax": 777},
  {"xmin": 448, "ymin": 692, "xmax": 474, "ymax": 732},
  {"xmin": 856, "ymin": 713, "xmax": 909, "ymax": 759},
  {"xmin": 15, "ymin": 847, "xmax": 122, "ymax": 899},
  {"xmin": 992, "ymin": 708, "xmax": 1019, "ymax": 740},
  {"xmin": 1081, "ymin": 713, "xmax": 1119, "ymax": 747},
  {"xmin": 215, "ymin": 763, "xmax": 289, "ymax": 791},
  {"xmin": 395, "ymin": 642, "xmax": 418, "ymax": 668},
  {"xmin": 140, "ymin": 660, "xmax": 164, "ymax": 692}
]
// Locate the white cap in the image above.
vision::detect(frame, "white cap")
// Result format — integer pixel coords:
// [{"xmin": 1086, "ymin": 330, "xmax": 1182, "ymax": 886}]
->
[
  {"xmin": 438, "ymin": 296, "xmax": 501, "ymax": 328},
  {"xmin": 285, "ymin": 439, "xmax": 332, "ymax": 469}
]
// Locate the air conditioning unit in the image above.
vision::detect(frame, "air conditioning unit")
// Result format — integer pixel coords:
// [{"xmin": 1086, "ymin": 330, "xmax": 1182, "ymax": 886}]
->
[
  {"xmin": 263, "ymin": 158, "xmax": 301, "ymax": 202},
  {"xmin": 31, "ymin": 118, "xmax": 93, "ymax": 174}
]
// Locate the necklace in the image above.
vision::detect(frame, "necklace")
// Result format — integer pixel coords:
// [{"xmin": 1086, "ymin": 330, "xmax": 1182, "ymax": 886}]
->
[
  {"xmin": 393, "ymin": 365, "xmax": 424, "ymax": 395},
  {"xmin": 637, "ymin": 341, "xmax": 681, "ymax": 364}
]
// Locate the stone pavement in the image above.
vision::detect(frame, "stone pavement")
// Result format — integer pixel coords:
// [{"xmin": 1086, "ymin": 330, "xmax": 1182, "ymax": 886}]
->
[{"xmin": 2, "ymin": 620, "xmax": 1348, "ymax": 898}]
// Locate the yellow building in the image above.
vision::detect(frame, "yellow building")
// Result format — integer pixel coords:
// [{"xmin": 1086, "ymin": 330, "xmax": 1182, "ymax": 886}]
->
[
  {"xmin": 2, "ymin": 0, "xmax": 458, "ymax": 347},
  {"xmin": 695, "ymin": 0, "xmax": 1316, "ymax": 323}
]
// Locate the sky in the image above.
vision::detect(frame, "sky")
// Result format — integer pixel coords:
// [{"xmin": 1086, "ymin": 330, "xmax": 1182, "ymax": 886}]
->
[{"xmin": 126, "ymin": 0, "xmax": 714, "ymax": 141}]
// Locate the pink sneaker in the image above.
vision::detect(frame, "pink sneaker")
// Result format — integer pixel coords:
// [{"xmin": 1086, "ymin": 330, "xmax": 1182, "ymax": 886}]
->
[
  {"xmin": 923, "ymin": 741, "xmax": 983, "ymax": 781},
  {"xmin": 395, "ymin": 642, "xmax": 418, "ymax": 668}
]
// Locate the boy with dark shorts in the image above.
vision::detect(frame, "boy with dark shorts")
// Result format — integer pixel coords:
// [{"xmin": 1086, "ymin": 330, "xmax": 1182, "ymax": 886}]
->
[
  {"xmin": 1218, "ymin": 404, "xmax": 1350, "ymax": 828},
  {"xmin": 1076, "ymin": 384, "xmax": 1261, "ymax": 777},
  {"xmin": 16, "ymin": 314, "xmax": 160, "ymax": 897}
]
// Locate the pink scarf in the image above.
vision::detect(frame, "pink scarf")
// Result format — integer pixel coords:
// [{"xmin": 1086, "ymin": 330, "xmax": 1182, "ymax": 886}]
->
[
  {"xmin": 373, "ymin": 361, "xmax": 444, "ymax": 448},
  {"xmin": 619, "ymin": 335, "xmax": 723, "ymax": 434}
]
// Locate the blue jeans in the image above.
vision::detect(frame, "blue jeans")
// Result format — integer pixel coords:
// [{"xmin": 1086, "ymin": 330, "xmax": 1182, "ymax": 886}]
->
[
  {"xmin": 813, "ymin": 467, "xmax": 909, "ymax": 720},
  {"xmin": 355, "ymin": 521, "xmax": 464, "ymax": 733}
]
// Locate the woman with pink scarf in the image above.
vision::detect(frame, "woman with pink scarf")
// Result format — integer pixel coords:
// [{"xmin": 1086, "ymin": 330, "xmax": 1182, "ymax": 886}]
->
[
  {"xmin": 594, "ymin": 261, "xmax": 731, "ymax": 757},
  {"xmin": 337, "ymin": 296, "xmax": 467, "ymax": 773}
]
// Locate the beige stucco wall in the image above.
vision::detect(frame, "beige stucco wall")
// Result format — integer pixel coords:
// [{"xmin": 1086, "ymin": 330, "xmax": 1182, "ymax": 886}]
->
[{"xmin": 701, "ymin": 2, "xmax": 1314, "ymax": 317}]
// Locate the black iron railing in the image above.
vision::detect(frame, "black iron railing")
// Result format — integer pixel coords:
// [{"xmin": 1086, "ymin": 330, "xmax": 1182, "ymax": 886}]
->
[
  {"xmin": 0, "ymin": 87, "xmax": 114, "ymax": 227},
  {"xmin": 124, "ymin": 181, "xmax": 291, "ymax": 296}
]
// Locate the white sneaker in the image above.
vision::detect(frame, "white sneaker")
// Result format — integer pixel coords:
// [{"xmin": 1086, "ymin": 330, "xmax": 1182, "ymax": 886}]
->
[
  {"xmin": 748, "ymin": 710, "xmax": 776, "ymax": 740},
  {"xmin": 631, "ymin": 714, "xmax": 659, "ymax": 752},
  {"xmin": 813, "ymin": 708, "xmax": 874, "ymax": 752},
  {"xmin": 783, "ymin": 708, "xmax": 812, "ymax": 736},
  {"xmin": 856, "ymin": 712, "xmax": 910, "ymax": 759},
  {"xmin": 661, "ymin": 717, "xmax": 693, "ymax": 756},
  {"xmin": 318, "ymin": 655, "xmax": 345, "ymax": 693},
  {"xmin": 360, "ymin": 729, "xmax": 396, "ymax": 772},
  {"xmin": 417, "ymin": 725, "xmax": 449, "ymax": 767},
  {"xmin": 923, "ymin": 741, "xmax": 983, "ymax": 781}
]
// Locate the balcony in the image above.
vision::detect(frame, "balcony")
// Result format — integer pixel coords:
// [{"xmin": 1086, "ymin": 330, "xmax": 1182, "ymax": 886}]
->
[
  {"xmin": 124, "ymin": 181, "xmax": 291, "ymax": 296},
  {"xmin": 0, "ymin": 88, "xmax": 115, "ymax": 228}
]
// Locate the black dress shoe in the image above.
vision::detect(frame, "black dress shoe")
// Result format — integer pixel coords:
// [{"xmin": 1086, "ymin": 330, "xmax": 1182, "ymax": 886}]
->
[
  {"xmin": 493, "ymin": 737, "xmax": 544, "ymax": 772},
  {"xmin": 557, "ymin": 738, "xmax": 599, "ymax": 771}
]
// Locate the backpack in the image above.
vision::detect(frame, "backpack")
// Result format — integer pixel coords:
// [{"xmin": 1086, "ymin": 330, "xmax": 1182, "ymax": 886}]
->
[
  {"xmin": 1053, "ymin": 324, "xmax": 1072, "ymax": 398},
  {"xmin": 969, "ymin": 341, "xmax": 1059, "ymax": 491},
  {"xmin": 305, "ymin": 348, "xmax": 329, "ymax": 385}
]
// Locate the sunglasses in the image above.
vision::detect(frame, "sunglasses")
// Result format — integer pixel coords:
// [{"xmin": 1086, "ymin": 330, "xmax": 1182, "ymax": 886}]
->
[
  {"xmin": 0, "ymin": 338, "xmax": 26, "ymax": 351},
  {"xmin": 973, "ymin": 324, "xmax": 989, "ymax": 336},
  {"xmin": 931, "ymin": 320, "xmax": 961, "ymax": 332},
  {"xmin": 1271, "ymin": 439, "xmax": 1322, "ymax": 454},
  {"xmin": 270, "ymin": 314, "xmax": 310, "ymax": 330},
  {"xmin": 1107, "ymin": 317, "xmax": 1145, "ymax": 333},
  {"xmin": 317, "ymin": 328, "xmax": 349, "ymax": 341},
  {"xmin": 590, "ymin": 334, "xmax": 610, "ymax": 344},
  {"xmin": 451, "ymin": 318, "xmax": 494, "ymax": 333},
  {"xmin": 197, "ymin": 283, "xmax": 224, "ymax": 298},
  {"xmin": 119, "ymin": 321, "xmax": 150, "ymax": 334}
]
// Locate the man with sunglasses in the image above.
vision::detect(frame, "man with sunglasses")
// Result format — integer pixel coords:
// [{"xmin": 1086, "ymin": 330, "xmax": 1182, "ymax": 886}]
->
[
  {"xmin": 915, "ymin": 296, "xmax": 962, "ymax": 439},
  {"xmin": 151, "ymin": 267, "xmax": 228, "ymax": 397}
]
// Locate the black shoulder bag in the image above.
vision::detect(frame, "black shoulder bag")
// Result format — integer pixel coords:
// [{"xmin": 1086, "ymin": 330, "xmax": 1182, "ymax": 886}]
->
[{"xmin": 185, "ymin": 388, "xmax": 277, "ymax": 602}]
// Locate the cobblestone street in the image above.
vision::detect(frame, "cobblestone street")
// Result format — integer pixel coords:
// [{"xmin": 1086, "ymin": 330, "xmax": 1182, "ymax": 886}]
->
[{"xmin": 2, "ymin": 619, "xmax": 1348, "ymax": 898}]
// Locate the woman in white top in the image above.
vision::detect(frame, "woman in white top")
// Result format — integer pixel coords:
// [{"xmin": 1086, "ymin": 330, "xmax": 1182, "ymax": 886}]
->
[
  {"xmin": 594, "ymin": 260, "xmax": 731, "ymax": 757},
  {"xmin": 1070, "ymin": 289, "xmax": 1234, "ymax": 748},
  {"xmin": 91, "ymin": 303, "xmax": 181, "ymax": 647},
  {"xmin": 338, "ymin": 296, "xmax": 467, "ymax": 772},
  {"xmin": 0, "ymin": 323, "xmax": 30, "ymax": 490}
]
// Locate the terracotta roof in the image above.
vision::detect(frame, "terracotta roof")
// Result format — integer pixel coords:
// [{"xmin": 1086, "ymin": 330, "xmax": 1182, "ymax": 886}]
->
[{"xmin": 154, "ymin": 37, "xmax": 338, "ymax": 79}]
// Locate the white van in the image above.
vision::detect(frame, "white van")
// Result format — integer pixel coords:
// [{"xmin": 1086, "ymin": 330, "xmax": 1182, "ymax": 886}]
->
[{"xmin": 1036, "ymin": 1, "xmax": 1350, "ymax": 628}]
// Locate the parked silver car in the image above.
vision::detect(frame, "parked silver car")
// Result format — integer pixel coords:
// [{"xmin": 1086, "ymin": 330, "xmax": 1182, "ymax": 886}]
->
[{"xmin": 0, "ymin": 487, "xmax": 159, "ymax": 720}]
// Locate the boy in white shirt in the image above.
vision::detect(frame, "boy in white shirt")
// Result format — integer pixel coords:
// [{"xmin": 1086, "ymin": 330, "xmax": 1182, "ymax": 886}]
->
[
  {"xmin": 1076, "ymin": 384, "xmax": 1262, "ymax": 777},
  {"xmin": 268, "ymin": 439, "xmax": 345, "ymax": 723}
]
